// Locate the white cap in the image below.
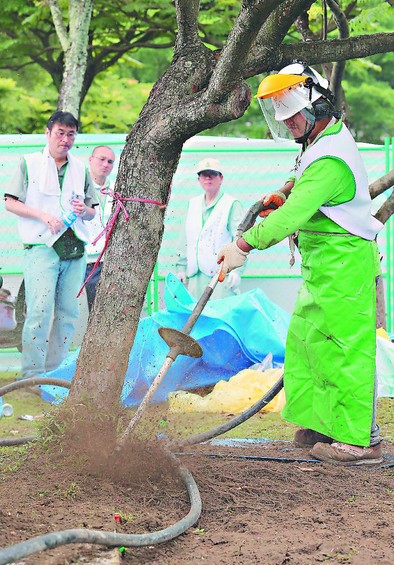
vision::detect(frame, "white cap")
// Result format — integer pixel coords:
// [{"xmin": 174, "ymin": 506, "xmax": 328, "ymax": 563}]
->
[{"xmin": 196, "ymin": 158, "xmax": 222, "ymax": 175}]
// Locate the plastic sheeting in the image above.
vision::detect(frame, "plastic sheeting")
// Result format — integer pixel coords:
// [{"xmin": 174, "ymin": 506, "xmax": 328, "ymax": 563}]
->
[
  {"xmin": 377, "ymin": 334, "xmax": 394, "ymax": 397},
  {"xmin": 40, "ymin": 273, "xmax": 290, "ymax": 406}
]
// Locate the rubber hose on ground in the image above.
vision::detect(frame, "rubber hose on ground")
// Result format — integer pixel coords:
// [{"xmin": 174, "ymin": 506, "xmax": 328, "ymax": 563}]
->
[
  {"xmin": 168, "ymin": 373, "xmax": 284, "ymax": 449},
  {"xmin": 0, "ymin": 377, "xmax": 71, "ymax": 397},
  {"xmin": 0, "ymin": 448, "xmax": 202, "ymax": 565},
  {"xmin": 0, "ymin": 381, "xmax": 203, "ymax": 563},
  {"xmin": 0, "ymin": 377, "xmax": 71, "ymax": 447},
  {"xmin": 0, "ymin": 375, "xmax": 282, "ymax": 560}
]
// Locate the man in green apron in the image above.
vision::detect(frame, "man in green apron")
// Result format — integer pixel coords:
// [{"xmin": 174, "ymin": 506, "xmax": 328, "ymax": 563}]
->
[{"xmin": 217, "ymin": 63, "xmax": 383, "ymax": 466}]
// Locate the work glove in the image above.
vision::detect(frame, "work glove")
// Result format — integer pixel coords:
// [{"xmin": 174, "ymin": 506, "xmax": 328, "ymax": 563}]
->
[
  {"xmin": 227, "ymin": 271, "xmax": 241, "ymax": 291},
  {"xmin": 259, "ymin": 191, "xmax": 286, "ymax": 217},
  {"xmin": 217, "ymin": 241, "xmax": 249, "ymax": 282},
  {"xmin": 176, "ymin": 272, "xmax": 187, "ymax": 284}
]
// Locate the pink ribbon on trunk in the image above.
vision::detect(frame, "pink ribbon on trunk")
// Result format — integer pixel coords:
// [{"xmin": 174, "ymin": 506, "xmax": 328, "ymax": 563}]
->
[{"xmin": 77, "ymin": 187, "xmax": 168, "ymax": 298}]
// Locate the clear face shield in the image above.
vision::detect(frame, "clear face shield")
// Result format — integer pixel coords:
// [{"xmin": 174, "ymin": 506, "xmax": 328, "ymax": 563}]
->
[
  {"xmin": 258, "ymin": 85, "xmax": 316, "ymax": 144},
  {"xmin": 258, "ymin": 97, "xmax": 292, "ymax": 143}
]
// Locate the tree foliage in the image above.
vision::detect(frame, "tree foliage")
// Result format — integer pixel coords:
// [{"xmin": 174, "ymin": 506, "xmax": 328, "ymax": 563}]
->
[
  {"xmin": 82, "ymin": 72, "xmax": 153, "ymax": 133},
  {"xmin": 1, "ymin": 1, "xmax": 393, "ymax": 141},
  {"xmin": 345, "ymin": 73, "xmax": 394, "ymax": 143},
  {"xmin": 0, "ymin": 0, "xmax": 240, "ymax": 117},
  {"xmin": 0, "ymin": 75, "xmax": 55, "ymax": 134}
]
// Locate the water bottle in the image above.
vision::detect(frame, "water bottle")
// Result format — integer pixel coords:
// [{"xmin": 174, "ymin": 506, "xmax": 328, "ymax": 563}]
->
[
  {"xmin": 44, "ymin": 210, "xmax": 77, "ymax": 247},
  {"xmin": 0, "ymin": 397, "xmax": 14, "ymax": 417},
  {"xmin": 62, "ymin": 210, "xmax": 78, "ymax": 227}
]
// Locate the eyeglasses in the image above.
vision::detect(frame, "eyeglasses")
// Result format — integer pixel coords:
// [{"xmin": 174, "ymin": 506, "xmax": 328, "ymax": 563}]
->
[
  {"xmin": 51, "ymin": 129, "xmax": 77, "ymax": 140},
  {"xmin": 92, "ymin": 156, "xmax": 115, "ymax": 165},
  {"xmin": 198, "ymin": 171, "xmax": 221, "ymax": 178}
]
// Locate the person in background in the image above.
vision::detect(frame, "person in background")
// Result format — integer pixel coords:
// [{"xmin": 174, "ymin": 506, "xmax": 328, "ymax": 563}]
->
[
  {"xmin": 0, "ymin": 288, "xmax": 17, "ymax": 332},
  {"xmin": 217, "ymin": 63, "xmax": 383, "ymax": 466},
  {"xmin": 84, "ymin": 145, "xmax": 116, "ymax": 311},
  {"xmin": 4, "ymin": 111, "xmax": 97, "ymax": 380},
  {"xmin": 176, "ymin": 158, "xmax": 244, "ymax": 299}
]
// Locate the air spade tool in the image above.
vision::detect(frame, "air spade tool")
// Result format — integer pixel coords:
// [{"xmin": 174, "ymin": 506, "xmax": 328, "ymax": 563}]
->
[{"xmin": 118, "ymin": 199, "xmax": 276, "ymax": 445}]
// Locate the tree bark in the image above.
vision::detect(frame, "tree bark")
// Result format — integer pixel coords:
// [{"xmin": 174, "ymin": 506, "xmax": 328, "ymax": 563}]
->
[
  {"xmin": 325, "ymin": 0, "xmax": 348, "ymax": 107},
  {"xmin": 370, "ymin": 170, "xmax": 394, "ymax": 200},
  {"xmin": 371, "ymin": 171, "xmax": 394, "ymax": 225},
  {"xmin": 68, "ymin": 6, "xmax": 254, "ymax": 409},
  {"xmin": 375, "ymin": 192, "xmax": 394, "ymax": 225},
  {"xmin": 49, "ymin": 0, "xmax": 93, "ymax": 118}
]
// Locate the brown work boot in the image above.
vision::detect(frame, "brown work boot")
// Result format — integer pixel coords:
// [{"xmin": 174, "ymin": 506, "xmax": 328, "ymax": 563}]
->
[
  {"xmin": 311, "ymin": 441, "xmax": 383, "ymax": 466},
  {"xmin": 294, "ymin": 428, "xmax": 333, "ymax": 447}
]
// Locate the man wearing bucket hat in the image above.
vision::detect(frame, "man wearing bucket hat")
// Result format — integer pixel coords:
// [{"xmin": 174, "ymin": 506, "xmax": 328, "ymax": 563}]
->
[
  {"xmin": 176, "ymin": 157, "xmax": 244, "ymax": 299},
  {"xmin": 217, "ymin": 63, "xmax": 384, "ymax": 466}
]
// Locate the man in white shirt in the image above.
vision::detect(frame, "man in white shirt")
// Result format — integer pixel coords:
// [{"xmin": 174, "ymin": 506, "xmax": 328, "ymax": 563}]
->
[
  {"xmin": 176, "ymin": 158, "xmax": 244, "ymax": 299},
  {"xmin": 4, "ymin": 111, "xmax": 97, "ymax": 379},
  {"xmin": 84, "ymin": 145, "xmax": 116, "ymax": 311}
]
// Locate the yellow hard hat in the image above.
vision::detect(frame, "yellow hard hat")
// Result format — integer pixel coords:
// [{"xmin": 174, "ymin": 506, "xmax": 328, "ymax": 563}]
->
[{"xmin": 255, "ymin": 74, "xmax": 308, "ymax": 99}]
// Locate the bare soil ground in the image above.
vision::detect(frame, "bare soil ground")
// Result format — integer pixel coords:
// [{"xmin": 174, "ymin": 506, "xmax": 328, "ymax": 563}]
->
[{"xmin": 0, "ymin": 416, "xmax": 393, "ymax": 565}]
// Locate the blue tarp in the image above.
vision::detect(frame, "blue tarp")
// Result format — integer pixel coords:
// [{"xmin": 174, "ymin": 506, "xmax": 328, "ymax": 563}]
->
[{"xmin": 40, "ymin": 273, "xmax": 290, "ymax": 406}]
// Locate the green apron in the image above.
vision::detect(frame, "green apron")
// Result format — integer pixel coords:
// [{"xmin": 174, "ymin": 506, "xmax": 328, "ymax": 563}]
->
[{"xmin": 282, "ymin": 230, "xmax": 378, "ymax": 446}]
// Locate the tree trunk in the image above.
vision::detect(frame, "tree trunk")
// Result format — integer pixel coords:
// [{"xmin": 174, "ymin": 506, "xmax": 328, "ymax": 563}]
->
[
  {"xmin": 68, "ymin": 18, "xmax": 251, "ymax": 409},
  {"xmin": 67, "ymin": 0, "xmax": 394, "ymax": 416},
  {"xmin": 67, "ymin": 127, "xmax": 181, "ymax": 409},
  {"xmin": 49, "ymin": 0, "xmax": 93, "ymax": 118}
]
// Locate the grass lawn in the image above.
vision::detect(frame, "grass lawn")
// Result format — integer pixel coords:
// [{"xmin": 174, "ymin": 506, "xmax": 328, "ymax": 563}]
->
[{"xmin": 1, "ymin": 369, "xmax": 393, "ymax": 445}]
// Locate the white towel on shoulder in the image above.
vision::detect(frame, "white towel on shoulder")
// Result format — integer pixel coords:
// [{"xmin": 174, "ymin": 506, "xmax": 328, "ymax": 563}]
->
[{"xmin": 38, "ymin": 144, "xmax": 85, "ymax": 197}]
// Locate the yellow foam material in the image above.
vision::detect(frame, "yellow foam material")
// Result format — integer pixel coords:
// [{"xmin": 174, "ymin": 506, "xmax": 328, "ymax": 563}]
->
[
  {"xmin": 168, "ymin": 368, "xmax": 285, "ymax": 414},
  {"xmin": 377, "ymin": 327, "xmax": 390, "ymax": 340}
]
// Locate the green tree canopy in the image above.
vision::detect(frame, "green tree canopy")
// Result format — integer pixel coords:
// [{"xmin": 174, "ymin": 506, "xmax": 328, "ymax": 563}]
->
[
  {"xmin": 0, "ymin": 0, "xmax": 393, "ymax": 142},
  {"xmin": 0, "ymin": 0, "xmax": 239, "ymax": 113}
]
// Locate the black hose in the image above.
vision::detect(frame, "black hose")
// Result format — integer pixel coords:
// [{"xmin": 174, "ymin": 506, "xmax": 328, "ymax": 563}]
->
[
  {"xmin": 0, "ymin": 374, "xmax": 284, "ymax": 562},
  {"xmin": 176, "ymin": 451, "xmax": 320, "ymax": 464},
  {"xmin": 176, "ymin": 450, "xmax": 394, "ymax": 468},
  {"xmin": 0, "ymin": 377, "xmax": 71, "ymax": 447},
  {"xmin": 168, "ymin": 373, "xmax": 284, "ymax": 449},
  {"xmin": 0, "ymin": 380, "xmax": 203, "ymax": 563},
  {"xmin": 0, "ymin": 376, "xmax": 71, "ymax": 397},
  {"xmin": 0, "ymin": 449, "xmax": 202, "ymax": 565},
  {"xmin": 0, "ymin": 436, "xmax": 36, "ymax": 447}
]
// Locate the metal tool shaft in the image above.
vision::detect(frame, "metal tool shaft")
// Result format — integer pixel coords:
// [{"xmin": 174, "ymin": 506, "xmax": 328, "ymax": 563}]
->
[{"xmin": 118, "ymin": 199, "xmax": 274, "ymax": 444}]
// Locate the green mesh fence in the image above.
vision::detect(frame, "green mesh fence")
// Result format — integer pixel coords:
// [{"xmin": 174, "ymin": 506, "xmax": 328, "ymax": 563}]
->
[{"xmin": 0, "ymin": 134, "xmax": 393, "ymax": 327}]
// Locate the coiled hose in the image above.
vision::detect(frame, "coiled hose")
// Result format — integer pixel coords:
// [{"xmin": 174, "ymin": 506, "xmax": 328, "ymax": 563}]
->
[
  {"xmin": 0, "ymin": 375, "xmax": 283, "ymax": 563},
  {"xmin": 0, "ymin": 377, "xmax": 203, "ymax": 563},
  {"xmin": 0, "ymin": 447, "xmax": 202, "ymax": 565}
]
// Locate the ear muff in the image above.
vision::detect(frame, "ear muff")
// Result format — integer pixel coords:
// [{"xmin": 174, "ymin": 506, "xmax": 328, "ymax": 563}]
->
[{"xmin": 312, "ymin": 98, "xmax": 341, "ymax": 121}]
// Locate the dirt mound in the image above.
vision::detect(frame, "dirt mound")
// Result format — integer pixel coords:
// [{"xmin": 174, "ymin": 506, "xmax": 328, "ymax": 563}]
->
[{"xmin": 0, "ymin": 429, "xmax": 393, "ymax": 564}]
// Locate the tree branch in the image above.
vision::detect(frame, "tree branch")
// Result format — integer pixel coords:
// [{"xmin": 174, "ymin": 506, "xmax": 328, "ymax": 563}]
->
[
  {"xmin": 47, "ymin": 0, "xmax": 70, "ymax": 52},
  {"xmin": 207, "ymin": 0, "xmax": 288, "ymax": 101},
  {"xmin": 174, "ymin": 0, "xmax": 201, "ymax": 53},
  {"xmin": 248, "ymin": 0, "xmax": 314, "ymax": 69},
  {"xmin": 370, "ymin": 171, "xmax": 394, "ymax": 199},
  {"xmin": 326, "ymin": 0, "xmax": 348, "ymax": 105},
  {"xmin": 371, "ymin": 171, "xmax": 394, "ymax": 225},
  {"xmin": 375, "ymin": 192, "xmax": 394, "ymax": 225},
  {"xmin": 294, "ymin": 9, "xmax": 315, "ymax": 41},
  {"xmin": 286, "ymin": 32, "xmax": 394, "ymax": 65},
  {"xmin": 243, "ymin": 32, "xmax": 394, "ymax": 78}
]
